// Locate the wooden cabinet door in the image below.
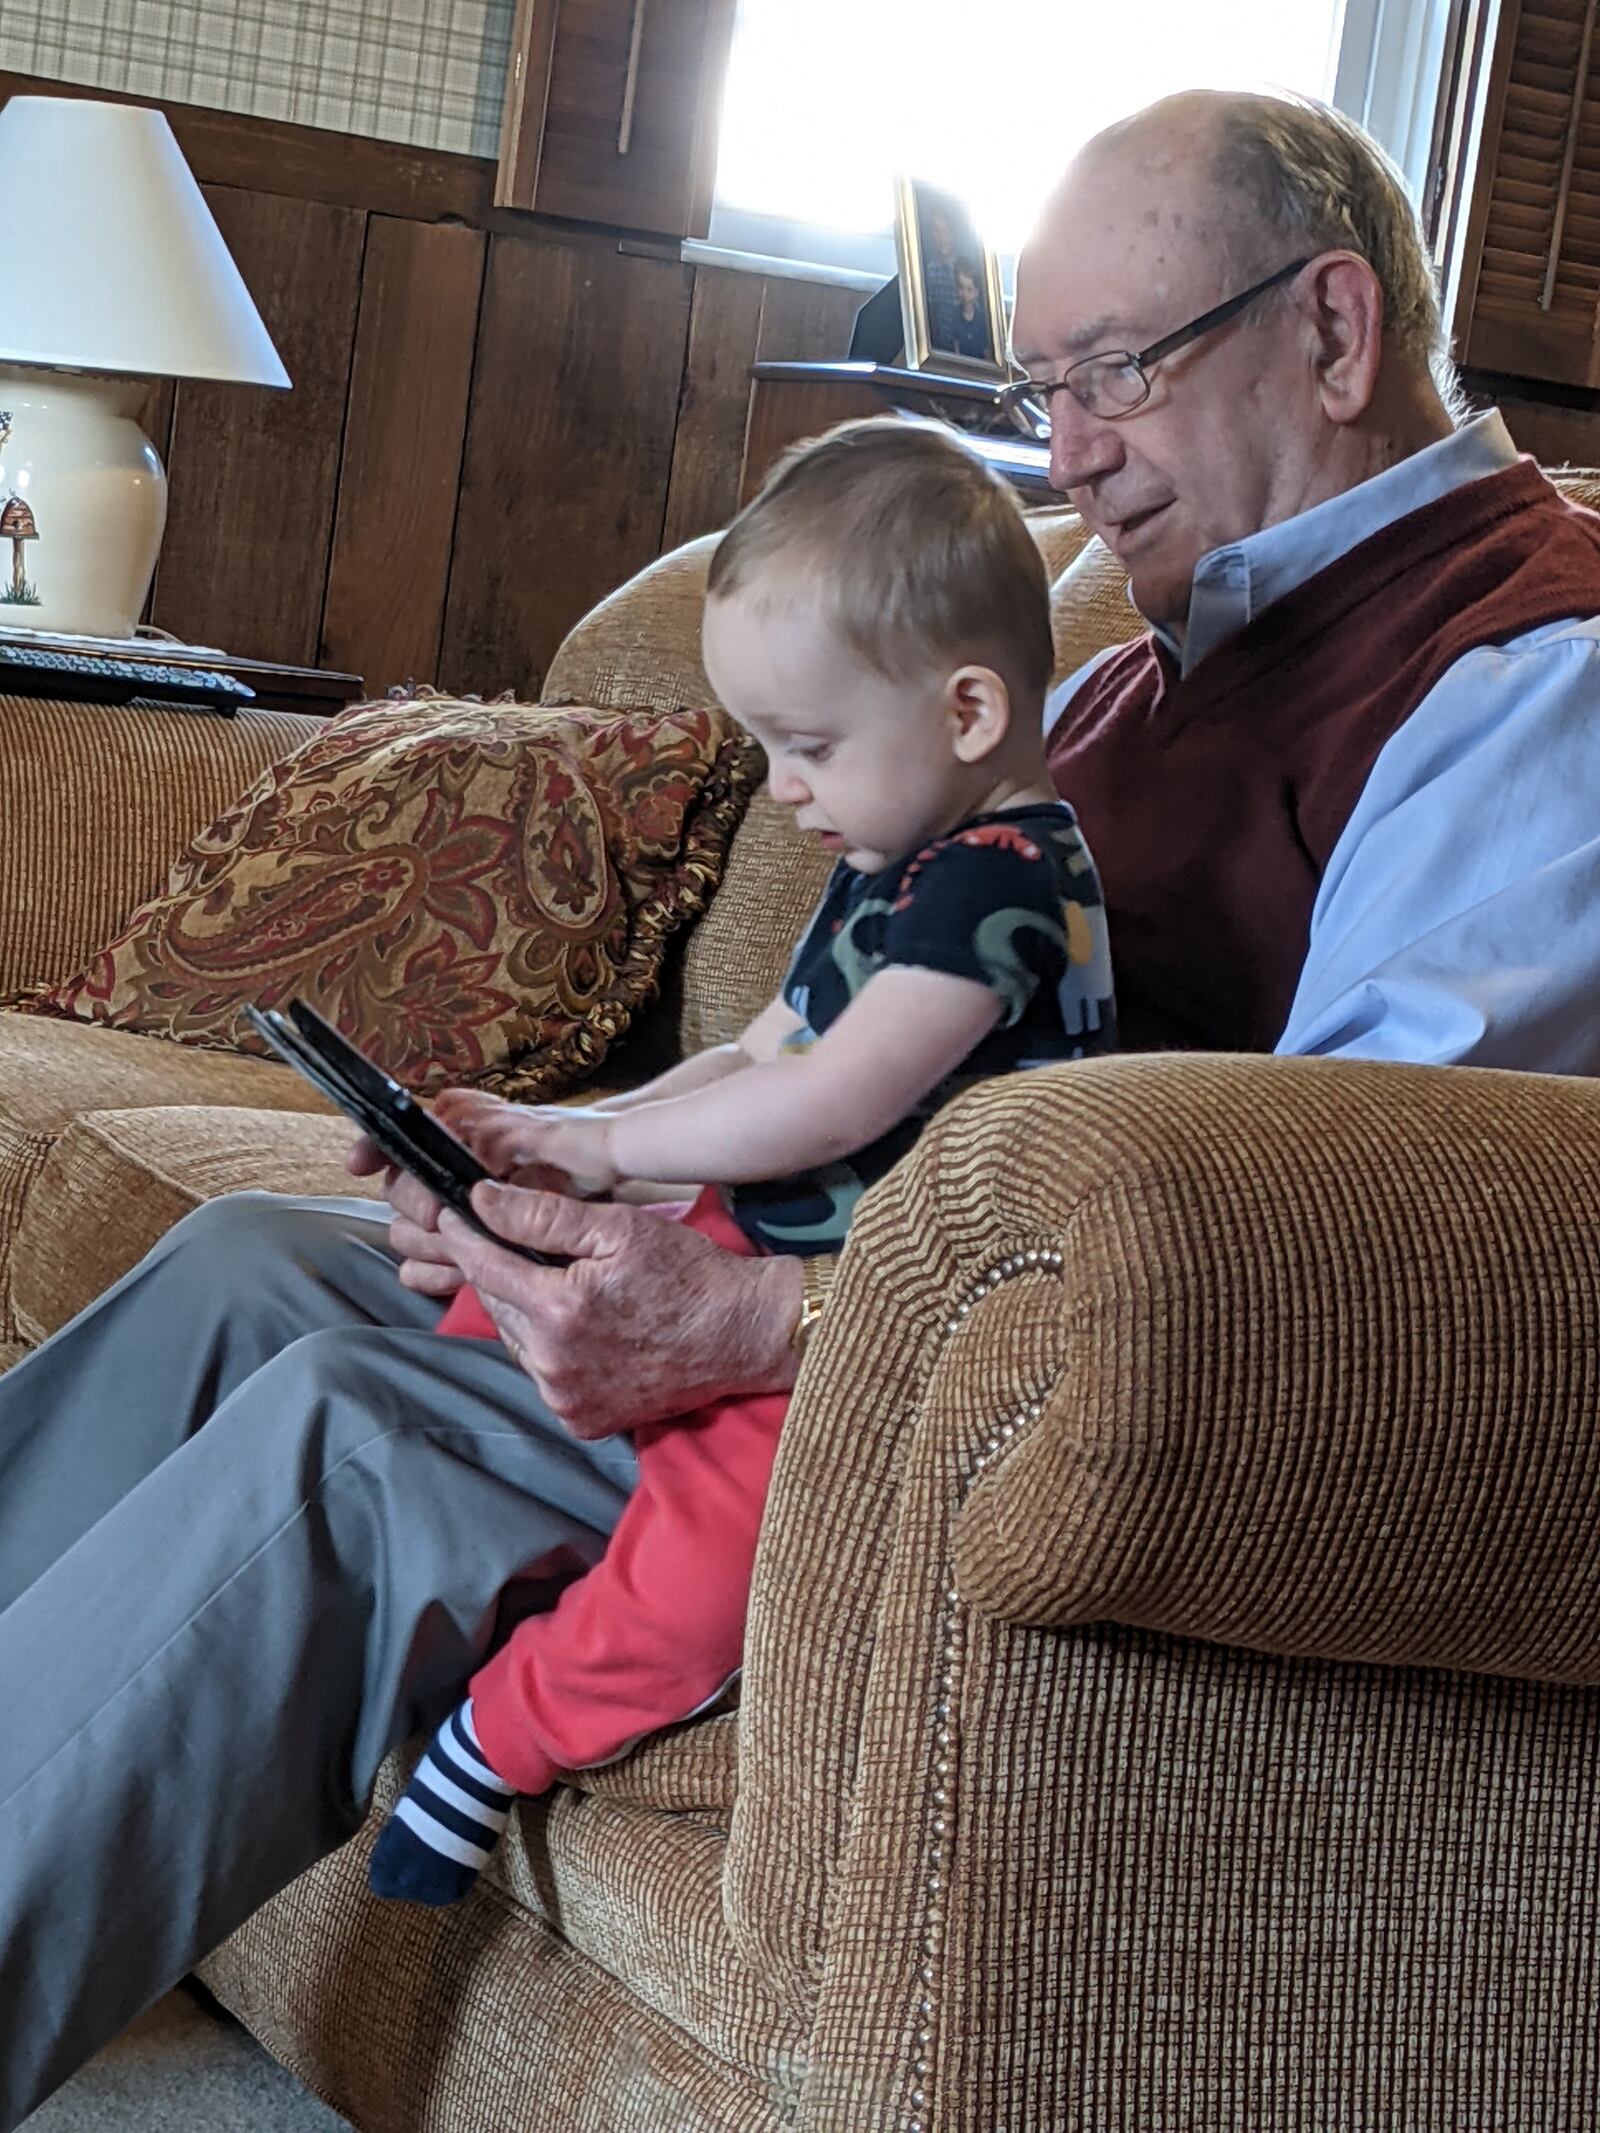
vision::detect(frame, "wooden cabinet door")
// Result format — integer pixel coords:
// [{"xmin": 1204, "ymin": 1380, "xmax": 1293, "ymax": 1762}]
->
[{"xmin": 497, "ymin": 0, "xmax": 737, "ymax": 240}]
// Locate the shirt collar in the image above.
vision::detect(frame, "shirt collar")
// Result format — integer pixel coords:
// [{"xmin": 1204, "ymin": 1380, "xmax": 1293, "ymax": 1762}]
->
[{"xmin": 1148, "ymin": 411, "xmax": 1522, "ymax": 676}]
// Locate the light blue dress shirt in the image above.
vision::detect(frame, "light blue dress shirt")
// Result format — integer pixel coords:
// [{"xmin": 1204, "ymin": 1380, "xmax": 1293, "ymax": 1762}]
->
[{"xmin": 1045, "ymin": 412, "xmax": 1600, "ymax": 1072}]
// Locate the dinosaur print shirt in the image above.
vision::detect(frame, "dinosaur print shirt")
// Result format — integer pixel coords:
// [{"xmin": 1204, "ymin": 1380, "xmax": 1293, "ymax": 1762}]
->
[{"xmin": 731, "ymin": 802, "xmax": 1117, "ymax": 1256}]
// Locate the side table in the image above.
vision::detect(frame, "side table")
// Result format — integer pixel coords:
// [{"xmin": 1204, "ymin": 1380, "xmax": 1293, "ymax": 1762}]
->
[
  {"xmin": 744, "ymin": 361, "xmax": 1054, "ymax": 504},
  {"xmin": 186, "ymin": 651, "xmax": 365, "ymax": 717},
  {"xmin": 0, "ymin": 630, "xmax": 365, "ymax": 718}
]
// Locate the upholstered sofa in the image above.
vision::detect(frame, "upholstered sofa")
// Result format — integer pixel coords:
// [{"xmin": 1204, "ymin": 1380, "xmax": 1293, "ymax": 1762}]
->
[{"xmin": 7, "ymin": 488, "xmax": 1600, "ymax": 2130}]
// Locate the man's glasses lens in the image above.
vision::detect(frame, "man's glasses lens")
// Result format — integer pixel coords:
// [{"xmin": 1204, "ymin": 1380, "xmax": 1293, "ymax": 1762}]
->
[
  {"xmin": 1069, "ymin": 356, "xmax": 1149, "ymax": 417},
  {"xmin": 1000, "ymin": 354, "xmax": 1149, "ymax": 434}
]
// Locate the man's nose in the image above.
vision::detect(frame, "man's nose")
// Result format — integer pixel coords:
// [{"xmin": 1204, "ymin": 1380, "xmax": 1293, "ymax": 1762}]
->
[{"xmin": 1048, "ymin": 398, "xmax": 1125, "ymax": 495}]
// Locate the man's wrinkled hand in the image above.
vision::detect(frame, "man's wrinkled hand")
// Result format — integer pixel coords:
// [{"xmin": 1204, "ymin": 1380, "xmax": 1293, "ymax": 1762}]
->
[{"xmin": 431, "ymin": 1181, "xmax": 803, "ymax": 1439}]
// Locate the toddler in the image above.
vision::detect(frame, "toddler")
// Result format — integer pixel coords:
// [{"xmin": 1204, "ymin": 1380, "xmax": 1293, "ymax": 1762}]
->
[{"xmin": 369, "ymin": 417, "xmax": 1117, "ymax": 1904}]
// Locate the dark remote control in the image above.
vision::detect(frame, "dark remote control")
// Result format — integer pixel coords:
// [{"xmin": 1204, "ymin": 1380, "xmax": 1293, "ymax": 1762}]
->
[{"xmin": 0, "ymin": 642, "xmax": 255, "ymax": 713}]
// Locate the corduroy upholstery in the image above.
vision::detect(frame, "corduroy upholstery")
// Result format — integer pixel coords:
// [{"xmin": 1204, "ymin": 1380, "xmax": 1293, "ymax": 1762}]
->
[
  {"xmin": 544, "ymin": 533, "xmax": 721, "ymax": 717},
  {"xmin": 10, "ymin": 1104, "xmax": 378, "ymax": 1347},
  {"xmin": 0, "ymin": 686, "xmax": 329, "ymax": 1342},
  {"xmin": 674, "ymin": 790, "xmax": 834, "ymax": 1053},
  {"xmin": 718, "ymin": 1050, "xmax": 1600, "ymax": 2125},
  {"xmin": 1051, "ymin": 531, "xmax": 1139, "ymax": 676},
  {"xmin": 5, "ymin": 480, "xmax": 1600, "ymax": 2127},
  {"xmin": 542, "ymin": 532, "xmax": 831, "ymax": 1058},
  {"xmin": 200, "ymin": 1769, "xmax": 801, "ymax": 2133},
  {"xmin": 950, "ymin": 1053, "xmax": 1600, "ymax": 1679},
  {"xmin": 0, "ymin": 1015, "xmax": 320, "ymax": 1343},
  {"xmin": 0, "ymin": 693, "xmax": 322, "ymax": 997}
]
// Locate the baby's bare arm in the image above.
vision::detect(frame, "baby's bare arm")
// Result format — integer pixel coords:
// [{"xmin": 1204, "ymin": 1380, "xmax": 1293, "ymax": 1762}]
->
[
  {"xmin": 551, "ymin": 994, "xmax": 806, "ymax": 1115},
  {"xmin": 422, "ymin": 996, "xmax": 806, "ymax": 1194},
  {"xmin": 604, "ymin": 966, "xmax": 1002, "ymax": 1186}
]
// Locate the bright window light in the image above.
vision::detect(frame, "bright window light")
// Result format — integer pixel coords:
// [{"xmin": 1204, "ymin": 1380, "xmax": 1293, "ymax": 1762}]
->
[{"xmin": 714, "ymin": 1, "xmax": 1346, "ymax": 260}]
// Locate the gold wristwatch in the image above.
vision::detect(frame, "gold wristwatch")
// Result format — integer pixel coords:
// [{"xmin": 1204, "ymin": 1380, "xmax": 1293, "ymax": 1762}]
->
[{"xmin": 790, "ymin": 1255, "xmax": 834, "ymax": 1358}]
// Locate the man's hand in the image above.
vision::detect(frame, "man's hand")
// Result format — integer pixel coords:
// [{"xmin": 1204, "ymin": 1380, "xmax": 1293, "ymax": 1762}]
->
[
  {"xmin": 344, "ymin": 1092, "xmax": 577, "ymax": 1296},
  {"xmin": 433, "ymin": 1181, "xmax": 803, "ymax": 1439},
  {"xmin": 345, "ymin": 1130, "xmax": 465, "ymax": 1295}
]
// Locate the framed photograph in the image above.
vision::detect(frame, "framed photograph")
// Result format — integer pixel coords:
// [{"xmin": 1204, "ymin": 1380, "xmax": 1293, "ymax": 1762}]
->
[{"xmin": 894, "ymin": 176, "xmax": 1009, "ymax": 381}]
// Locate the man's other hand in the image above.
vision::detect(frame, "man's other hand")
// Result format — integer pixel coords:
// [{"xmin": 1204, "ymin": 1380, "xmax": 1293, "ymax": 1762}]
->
[
  {"xmin": 433, "ymin": 1182, "xmax": 803, "ymax": 1439},
  {"xmin": 345, "ymin": 1132, "xmax": 464, "ymax": 1296}
]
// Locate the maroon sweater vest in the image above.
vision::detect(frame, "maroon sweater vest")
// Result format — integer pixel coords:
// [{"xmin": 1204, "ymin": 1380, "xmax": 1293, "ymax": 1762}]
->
[{"xmin": 1047, "ymin": 458, "xmax": 1600, "ymax": 1053}]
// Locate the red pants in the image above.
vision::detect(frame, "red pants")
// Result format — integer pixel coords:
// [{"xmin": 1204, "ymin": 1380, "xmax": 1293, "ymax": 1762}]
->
[{"xmin": 435, "ymin": 1190, "xmax": 789, "ymax": 1794}]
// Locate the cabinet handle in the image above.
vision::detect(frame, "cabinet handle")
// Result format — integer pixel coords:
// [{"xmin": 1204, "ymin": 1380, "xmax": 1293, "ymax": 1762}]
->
[{"xmin": 617, "ymin": 0, "xmax": 648, "ymax": 155}]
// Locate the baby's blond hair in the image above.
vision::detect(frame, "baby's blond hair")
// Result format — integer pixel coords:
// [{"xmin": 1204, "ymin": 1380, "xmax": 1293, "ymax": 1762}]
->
[{"xmin": 707, "ymin": 419, "xmax": 1055, "ymax": 706}]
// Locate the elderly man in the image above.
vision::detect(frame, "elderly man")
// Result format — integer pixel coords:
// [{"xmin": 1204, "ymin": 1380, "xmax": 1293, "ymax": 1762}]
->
[
  {"xmin": 3, "ymin": 89, "xmax": 1600, "ymax": 2120},
  {"xmin": 1016, "ymin": 90, "xmax": 1600, "ymax": 1068}
]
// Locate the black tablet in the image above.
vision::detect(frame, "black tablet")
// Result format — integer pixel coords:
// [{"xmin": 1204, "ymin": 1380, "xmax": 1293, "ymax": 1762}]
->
[{"xmin": 244, "ymin": 998, "xmax": 560, "ymax": 1265}]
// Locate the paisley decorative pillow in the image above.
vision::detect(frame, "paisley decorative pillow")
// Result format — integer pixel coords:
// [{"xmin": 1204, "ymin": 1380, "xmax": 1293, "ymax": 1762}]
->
[{"xmin": 12, "ymin": 696, "xmax": 762, "ymax": 1098}]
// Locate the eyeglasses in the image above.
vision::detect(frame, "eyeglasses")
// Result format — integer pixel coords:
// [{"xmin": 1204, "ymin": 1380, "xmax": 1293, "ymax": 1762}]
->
[{"xmin": 998, "ymin": 256, "xmax": 1312, "ymax": 430}]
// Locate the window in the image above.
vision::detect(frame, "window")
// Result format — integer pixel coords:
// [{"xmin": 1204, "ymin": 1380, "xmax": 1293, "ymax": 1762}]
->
[{"xmin": 703, "ymin": 0, "xmax": 1455, "ymax": 284}]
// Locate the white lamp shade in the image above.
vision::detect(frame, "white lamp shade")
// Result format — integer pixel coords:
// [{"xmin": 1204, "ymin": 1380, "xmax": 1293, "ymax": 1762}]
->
[{"xmin": 0, "ymin": 96, "xmax": 289, "ymax": 387}]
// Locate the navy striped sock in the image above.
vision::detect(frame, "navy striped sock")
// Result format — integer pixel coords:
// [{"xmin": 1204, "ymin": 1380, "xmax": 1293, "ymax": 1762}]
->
[{"xmin": 368, "ymin": 1700, "xmax": 516, "ymax": 1907}]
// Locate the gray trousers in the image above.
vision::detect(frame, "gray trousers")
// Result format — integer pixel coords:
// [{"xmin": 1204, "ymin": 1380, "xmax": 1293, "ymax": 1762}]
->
[{"xmin": 0, "ymin": 1191, "xmax": 639, "ymax": 2129}]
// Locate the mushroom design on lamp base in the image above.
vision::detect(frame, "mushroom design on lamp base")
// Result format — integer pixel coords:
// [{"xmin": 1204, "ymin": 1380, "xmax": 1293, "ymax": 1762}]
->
[{"xmin": 0, "ymin": 494, "xmax": 39, "ymax": 606}]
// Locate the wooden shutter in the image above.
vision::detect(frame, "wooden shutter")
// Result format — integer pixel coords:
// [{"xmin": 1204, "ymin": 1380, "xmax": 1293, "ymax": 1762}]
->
[
  {"xmin": 1452, "ymin": 0, "xmax": 1600, "ymax": 385},
  {"xmin": 496, "ymin": 0, "xmax": 737, "ymax": 240}
]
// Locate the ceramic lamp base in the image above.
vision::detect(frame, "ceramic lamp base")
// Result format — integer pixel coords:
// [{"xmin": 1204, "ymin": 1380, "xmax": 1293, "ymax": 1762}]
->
[{"xmin": 0, "ymin": 364, "xmax": 167, "ymax": 638}]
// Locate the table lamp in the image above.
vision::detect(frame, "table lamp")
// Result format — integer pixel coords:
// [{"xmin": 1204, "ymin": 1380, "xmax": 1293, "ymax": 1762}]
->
[{"xmin": 0, "ymin": 94, "xmax": 289, "ymax": 640}]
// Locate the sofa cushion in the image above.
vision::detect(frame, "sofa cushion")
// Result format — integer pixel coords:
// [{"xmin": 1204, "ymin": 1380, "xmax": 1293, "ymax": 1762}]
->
[
  {"xmin": 673, "ymin": 792, "xmax": 833, "ymax": 1054},
  {"xmin": 567, "ymin": 1704, "xmax": 738, "ymax": 1814},
  {"xmin": 1050, "ymin": 532, "xmax": 1141, "ymax": 680},
  {"xmin": 0, "ymin": 1013, "xmax": 317, "ymax": 1343},
  {"xmin": 1027, "ymin": 502, "xmax": 1095, "ymax": 604},
  {"xmin": 490, "ymin": 1785, "xmax": 809, "ymax": 2063},
  {"xmin": 543, "ymin": 546, "xmax": 837, "ymax": 1056},
  {"xmin": 0, "ymin": 692, "xmax": 321, "ymax": 999},
  {"xmin": 14, "ymin": 696, "xmax": 761, "ymax": 1102},
  {"xmin": 11, "ymin": 1103, "xmax": 381, "ymax": 1347},
  {"xmin": 200, "ymin": 1789, "xmax": 800, "ymax": 2133},
  {"xmin": 545, "ymin": 536, "xmax": 721, "ymax": 717}
]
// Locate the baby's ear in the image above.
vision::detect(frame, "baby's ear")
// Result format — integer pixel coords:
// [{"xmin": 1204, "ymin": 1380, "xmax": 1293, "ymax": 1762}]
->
[{"xmin": 947, "ymin": 663, "xmax": 1010, "ymax": 763}]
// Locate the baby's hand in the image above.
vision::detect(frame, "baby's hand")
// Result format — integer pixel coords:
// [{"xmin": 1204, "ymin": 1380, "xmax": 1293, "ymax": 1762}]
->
[{"xmin": 432, "ymin": 1089, "xmax": 620, "ymax": 1198}]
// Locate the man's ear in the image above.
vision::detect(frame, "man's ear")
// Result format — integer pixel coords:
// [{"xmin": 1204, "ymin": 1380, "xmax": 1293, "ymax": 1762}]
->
[
  {"xmin": 946, "ymin": 664, "xmax": 1011, "ymax": 763},
  {"xmin": 1304, "ymin": 252, "xmax": 1385, "ymax": 425}
]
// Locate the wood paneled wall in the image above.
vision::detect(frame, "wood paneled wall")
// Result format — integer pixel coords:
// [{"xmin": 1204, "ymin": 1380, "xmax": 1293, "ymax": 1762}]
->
[
  {"xmin": 1462, "ymin": 372, "xmax": 1600, "ymax": 469},
  {"xmin": 0, "ymin": 73, "xmax": 861, "ymax": 699}
]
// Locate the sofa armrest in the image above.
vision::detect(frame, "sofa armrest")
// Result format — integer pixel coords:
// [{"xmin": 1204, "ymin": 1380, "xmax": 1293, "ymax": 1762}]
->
[
  {"xmin": 947, "ymin": 1054, "xmax": 1600, "ymax": 1687},
  {"xmin": 0, "ymin": 692, "xmax": 321, "ymax": 996},
  {"xmin": 12, "ymin": 1104, "xmax": 380, "ymax": 1345},
  {"xmin": 723, "ymin": 1052, "xmax": 1600, "ymax": 2069}
]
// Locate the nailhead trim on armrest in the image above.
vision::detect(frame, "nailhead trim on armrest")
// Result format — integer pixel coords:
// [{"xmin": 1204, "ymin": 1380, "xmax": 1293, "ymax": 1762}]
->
[{"xmin": 908, "ymin": 1244, "xmax": 1063, "ymax": 2132}]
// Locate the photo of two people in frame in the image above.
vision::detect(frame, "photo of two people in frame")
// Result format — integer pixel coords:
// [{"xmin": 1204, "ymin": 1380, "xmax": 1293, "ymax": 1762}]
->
[{"xmin": 899, "ymin": 176, "xmax": 1006, "ymax": 374}]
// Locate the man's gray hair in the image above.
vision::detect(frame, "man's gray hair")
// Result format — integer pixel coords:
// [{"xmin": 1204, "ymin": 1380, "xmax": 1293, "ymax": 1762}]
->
[{"xmin": 1208, "ymin": 93, "xmax": 1455, "ymax": 395}]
